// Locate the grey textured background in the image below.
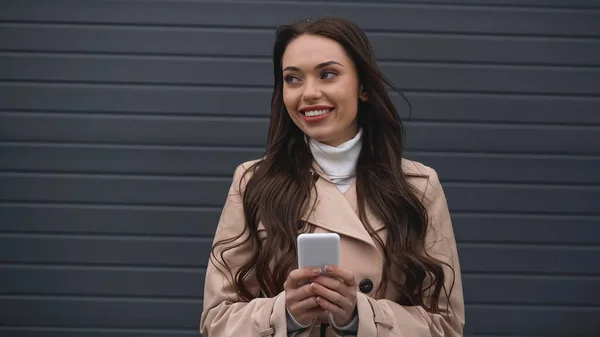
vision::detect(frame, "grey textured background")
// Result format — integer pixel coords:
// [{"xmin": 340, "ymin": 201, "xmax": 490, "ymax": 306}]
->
[{"xmin": 1, "ymin": 0, "xmax": 599, "ymax": 336}]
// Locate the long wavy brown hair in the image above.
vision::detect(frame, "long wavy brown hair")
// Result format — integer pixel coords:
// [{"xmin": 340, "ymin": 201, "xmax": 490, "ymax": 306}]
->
[{"xmin": 211, "ymin": 17, "xmax": 454, "ymax": 314}]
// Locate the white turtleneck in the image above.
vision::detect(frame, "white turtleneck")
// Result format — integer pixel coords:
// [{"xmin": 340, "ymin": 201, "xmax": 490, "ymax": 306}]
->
[{"xmin": 308, "ymin": 128, "xmax": 363, "ymax": 193}]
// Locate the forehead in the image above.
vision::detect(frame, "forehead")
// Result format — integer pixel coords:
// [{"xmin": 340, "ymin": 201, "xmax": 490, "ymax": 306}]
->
[{"xmin": 282, "ymin": 34, "xmax": 352, "ymax": 68}]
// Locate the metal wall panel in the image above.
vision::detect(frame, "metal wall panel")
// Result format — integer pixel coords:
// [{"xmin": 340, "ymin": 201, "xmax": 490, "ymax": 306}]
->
[{"xmin": 1, "ymin": 0, "xmax": 599, "ymax": 336}]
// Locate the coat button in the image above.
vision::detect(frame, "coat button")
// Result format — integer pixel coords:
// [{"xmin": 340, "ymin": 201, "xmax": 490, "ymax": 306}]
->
[{"xmin": 358, "ymin": 279, "xmax": 373, "ymax": 294}]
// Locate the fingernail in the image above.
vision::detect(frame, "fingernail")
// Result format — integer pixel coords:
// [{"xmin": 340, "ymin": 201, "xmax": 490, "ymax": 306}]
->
[
  {"xmin": 313, "ymin": 268, "xmax": 321, "ymax": 275},
  {"xmin": 311, "ymin": 283, "xmax": 318, "ymax": 290},
  {"xmin": 325, "ymin": 265, "xmax": 333, "ymax": 272}
]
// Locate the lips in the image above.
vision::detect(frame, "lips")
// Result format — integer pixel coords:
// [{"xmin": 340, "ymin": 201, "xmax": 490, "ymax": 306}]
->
[
  {"xmin": 299, "ymin": 106, "xmax": 334, "ymax": 123},
  {"xmin": 299, "ymin": 105, "xmax": 335, "ymax": 116}
]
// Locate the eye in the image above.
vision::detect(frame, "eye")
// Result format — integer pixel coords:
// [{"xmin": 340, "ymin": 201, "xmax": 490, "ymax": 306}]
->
[
  {"xmin": 284, "ymin": 75, "xmax": 301, "ymax": 84},
  {"xmin": 321, "ymin": 71, "xmax": 338, "ymax": 80}
]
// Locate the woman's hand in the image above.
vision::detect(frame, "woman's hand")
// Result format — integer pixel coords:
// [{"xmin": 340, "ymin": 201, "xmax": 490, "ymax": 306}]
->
[
  {"xmin": 311, "ymin": 265, "xmax": 358, "ymax": 327},
  {"xmin": 284, "ymin": 267, "xmax": 326, "ymax": 326}
]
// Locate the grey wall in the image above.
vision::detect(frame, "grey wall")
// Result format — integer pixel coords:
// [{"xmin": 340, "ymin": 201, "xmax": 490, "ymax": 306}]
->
[{"xmin": 1, "ymin": 0, "xmax": 599, "ymax": 336}]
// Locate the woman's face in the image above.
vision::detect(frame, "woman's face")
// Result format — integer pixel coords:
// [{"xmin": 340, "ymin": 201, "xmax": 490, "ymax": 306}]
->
[{"xmin": 281, "ymin": 34, "xmax": 367, "ymax": 147}]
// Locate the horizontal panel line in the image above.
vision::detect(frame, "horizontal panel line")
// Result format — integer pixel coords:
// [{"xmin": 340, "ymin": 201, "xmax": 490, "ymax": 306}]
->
[
  {"xmin": 0, "ymin": 262, "xmax": 205, "ymax": 272},
  {"xmin": 1, "ymin": 16, "xmax": 599, "ymax": 38},
  {"xmin": 1, "ymin": 262, "xmax": 599, "ymax": 280},
  {"xmin": 406, "ymin": 119, "xmax": 600, "ymax": 128},
  {"xmin": 465, "ymin": 303, "xmax": 600, "ymax": 310},
  {"xmin": 0, "ymin": 327, "xmax": 196, "ymax": 334},
  {"xmin": 1, "ymin": 141, "xmax": 599, "ymax": 160},
  {"xmin": 0, "ymin": 297, "xmax": 593, "ymax": 311},
  {"xmin": 270, "ymin": 0, "xmax": 600, "ymax": 11},
  {"xmin": 1, "ymin": 202, "xmax": 596, "ymax": 218},
  {"xmin": 467, "ymin": 301, "xmax": 600, "ymax": 309},
  {"xmin": 443, "ymin": 181, "xmax": 600, "ymax": 189},
  {"xmin": 0, "ymin": 230, "xmax": 600, "ymax": 251},
  {"xmin": 0, "ymin": 79, "xmax": 272, "ymax": 89},
  {"xmin": 0, "ymin": 232, "xmax": 214, "ymax": 242},
  {"xmin": 1, "ymin": 232, "xmax": 599, "ymax": 249},
  {"xmin": 1, "ymin": 79, "xmax": 600, "ymax": 97},
  {"xmin": 2, "ymin": 83, "xmax": 600, "ymax": 102},
  {"xmin": 0, "ymin": 201, "xmax": 222, "ymax": 212},
  {"xmin": 459, "ymin": 240, "xmax": 600, "ymax": 248},
  {"xmin": 451, "ymin": 211, "xmax": 600, "ymax": 219},
  {"xmin": 459, "ymin": 242, "xmax": 600, "ymax": 251},
  {"xmin": 445, "ymin": 180, "xmax": 600, "ymax": 187},
  {"xmin": 3, "ymin": 169, "xmax": 599, "ymax": 187},
  {"xmin": 0, "ymin": 294, "xmax": 599, "ymax": 310},
  {"xmin": 2, "ymin": 80, "xmax": 600, "ymax": 98},
  {"xmin": 451, "ymin": 210, "xmax": 600, "ymax": 217},
  {"xmin": 0, "ymin": 294, "xmax": 202, "ymax": 303},
  {"xmin": 453, "ymin": 209, "xmax": 600, "ymax": 216},
  {"xmin": 0, "ymin": 330, "xmax": 533, "ymax": 337},
  {"xmin": 0, "ymin": 200, "xmax": 219, "ymax": 209},
  {"xmin": 0, "ymin": 141, "xmax": 270, "ymax": 149},
  {"xmin": 3, "ymin": 21, "xmax": 600, "ymax": 42},
  {"xmin": 1, "ymin": 231, "xmax": 597, "ymax": 248},
  {"xmin": 463, "ymin": 272, "xmax": 600, "ymax": 280},
  {"xmin": 0, "ymin": 50, "xmax": 267, "ymax": 63},
  {"xmin": 0, "ymin": 201, "xmax": 597, "ymax": 217},
  {"xmin": 3, "ymin": 110, "xmax": 600, "ymax": 128},
  {"xmin": 464, "ymin": 335, "xmax": 536, "ymax": 337},
  {"xmin": 0, "ymin": 81, "xmax": 273, "ymax": 92},
  {"xmin": 2, "ymin": 171, "xmax": 599, "ymax": 188},
  {"xmin": 0, "ymin": 141, "xmax": 266, "ymax": 152},
  {"xmin": 0, "ymin": 171, "xmax": 232, "ymax": 181},
  {"xmin": 0, "ymin": 259, "xmax": 204, "ymax": 268},
  {"xmin": 0, "ymin": 109, "xmax": 591, "ymax": 128},
  {"xmin": 336, "ymin": 1, "xmax": 600, "ymax": 10},
  {"xmin": 2, "ymin": 49, "xmax": 599, "ymax": 69},
  {"xmin": 0, "ymin": 110, "xmax": 274, "ymax": 122},
  {"xmin": 0, "ymin": 0, "xmax": 596, "ymax": 11}
]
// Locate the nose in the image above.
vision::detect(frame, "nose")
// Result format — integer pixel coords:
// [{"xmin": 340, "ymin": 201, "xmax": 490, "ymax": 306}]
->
[{"xmin": 302, "ymin": 79, "xmax": 322, "ymax": 102}]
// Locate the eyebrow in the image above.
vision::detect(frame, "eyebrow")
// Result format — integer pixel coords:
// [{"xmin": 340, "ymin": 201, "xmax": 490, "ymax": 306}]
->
[{"xmin": 283, "ymin": 61, "xmax": 343, "ymax": 72}]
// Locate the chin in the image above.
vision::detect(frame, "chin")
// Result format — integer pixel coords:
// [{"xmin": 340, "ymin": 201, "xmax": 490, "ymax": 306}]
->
[{"xmin": 302, "ymin": 128, "xmax": 333, "ymax": 143}]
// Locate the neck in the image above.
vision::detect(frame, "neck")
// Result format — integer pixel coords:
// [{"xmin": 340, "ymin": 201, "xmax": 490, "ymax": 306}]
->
[{"xmin": 308, "ymin": 129, "xmax": 363, "ymax": 193}]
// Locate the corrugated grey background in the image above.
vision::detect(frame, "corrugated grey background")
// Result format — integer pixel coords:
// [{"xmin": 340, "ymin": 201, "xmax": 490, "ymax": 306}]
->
[{"xmin": 1, "ymin": 0, "xmax": 599, "ymax": 336}]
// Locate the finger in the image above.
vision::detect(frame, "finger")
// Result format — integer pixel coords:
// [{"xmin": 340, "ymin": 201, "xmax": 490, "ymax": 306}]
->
[
  {"xmin": 315, "ymin": 296, "xmax": 345, "ymax": 316},
  {"xmin": 310, "ymin": 282, "xmax": 352, "ymax": 312},
  {"xmin": 286, "ymin": 284, "xmax": 316, "ymax": 303},
  {"xmin": 312, "ymin": 275, "xmax": 354, "ymax": 300},
  {"xmin": 313, "ymin": 275, "xmax": 343, "ymax": 291},
  {"xmin": 288, "ymin": 295, "xmax": 320, "ymax": 313},
  {"xmin": 285, "ymin": 267, "xmax": 322, "ymax": 289},
  {"xmin": 324, "ymin": 265, "xmax": 357, "ymax": 287}
]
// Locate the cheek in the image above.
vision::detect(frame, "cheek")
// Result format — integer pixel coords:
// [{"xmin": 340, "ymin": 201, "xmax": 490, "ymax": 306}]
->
[
  {"xmin": 283, "ymin": 88, "xmax": 299, "ymax": 112},
  {"xmin": 333, "ymin": 91, "xmax": 359, "ymax": 117},
  {"xmin": 331, "ymin": 82, "xmax": 359, "ymax": 111}
]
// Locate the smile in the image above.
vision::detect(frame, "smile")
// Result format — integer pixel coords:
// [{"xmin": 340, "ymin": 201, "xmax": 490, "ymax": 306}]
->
[
  {"xmin": 299, "ymin": 105, "xmax": 335, "ymax": 115},
  {"xmin": 304, "ymin": 109, "xmax": 331, "ymax": 117},
  {"xmin": 298, "ymin": 105, "xmax": 335, "ymax": 123}
]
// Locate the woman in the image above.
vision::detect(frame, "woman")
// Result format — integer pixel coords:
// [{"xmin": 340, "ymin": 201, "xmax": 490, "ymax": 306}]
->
[{"xmin": 200, "ymin": 17, "xmax": 465, "ymax": 337}]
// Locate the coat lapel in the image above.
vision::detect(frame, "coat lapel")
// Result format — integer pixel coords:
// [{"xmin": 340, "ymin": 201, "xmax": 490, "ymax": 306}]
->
[{"xmin": 300, "ymin": 168, "xmax": 381, "ymax": 252}]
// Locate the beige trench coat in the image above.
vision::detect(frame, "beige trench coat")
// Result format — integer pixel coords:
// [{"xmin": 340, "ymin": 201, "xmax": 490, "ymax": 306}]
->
[{"xmin": 200, "ymin": 159, "xmax": 465, "ymax": 337}]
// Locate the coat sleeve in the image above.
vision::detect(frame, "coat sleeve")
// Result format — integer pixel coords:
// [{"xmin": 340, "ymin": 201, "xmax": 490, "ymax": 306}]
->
[
  {"xmin": 354, "ymin": 167, "xmax": 465, "ymax": 337},
  {"xmin": 200, "ymin": 163, "xmax": 311, "ymax": 337}
]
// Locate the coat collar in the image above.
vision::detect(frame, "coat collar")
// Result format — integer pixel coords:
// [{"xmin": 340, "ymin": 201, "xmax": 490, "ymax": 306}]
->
[{"xmin": 301, "ymin": 166, "xmax": 385, "ymax": 252}]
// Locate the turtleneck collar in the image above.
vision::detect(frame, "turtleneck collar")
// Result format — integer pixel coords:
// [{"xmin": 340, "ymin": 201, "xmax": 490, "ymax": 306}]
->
[{"xmin": 308, "ymin": 128, "xmax": 363, "ymax": 193}]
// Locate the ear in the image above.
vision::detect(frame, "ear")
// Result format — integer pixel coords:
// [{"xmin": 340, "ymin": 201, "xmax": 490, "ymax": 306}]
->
[{"xmin": 359, "ymin": 85, "xmax": 368, "ymax": 102}]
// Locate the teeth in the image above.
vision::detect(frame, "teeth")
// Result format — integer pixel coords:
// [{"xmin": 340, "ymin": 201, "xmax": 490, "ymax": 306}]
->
[{"xmin": 304, "ymin": 109, "xmax": 330, "ymax": 117}]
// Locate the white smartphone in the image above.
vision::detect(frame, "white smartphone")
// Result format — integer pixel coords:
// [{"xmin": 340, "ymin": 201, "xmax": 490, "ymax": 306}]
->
[{"xmin": 297, "ymin": 233, "xmax": 340, "ymax": 274}]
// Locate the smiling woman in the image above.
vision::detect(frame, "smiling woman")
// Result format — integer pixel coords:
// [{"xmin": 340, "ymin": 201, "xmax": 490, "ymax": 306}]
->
[
  {"xmin": 200, "ymin": 18, "xmax": 465, "ymax": 337},
  {"xmin": 282, "ymin": 35, "xmax": 367, "ymax": 147}
]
